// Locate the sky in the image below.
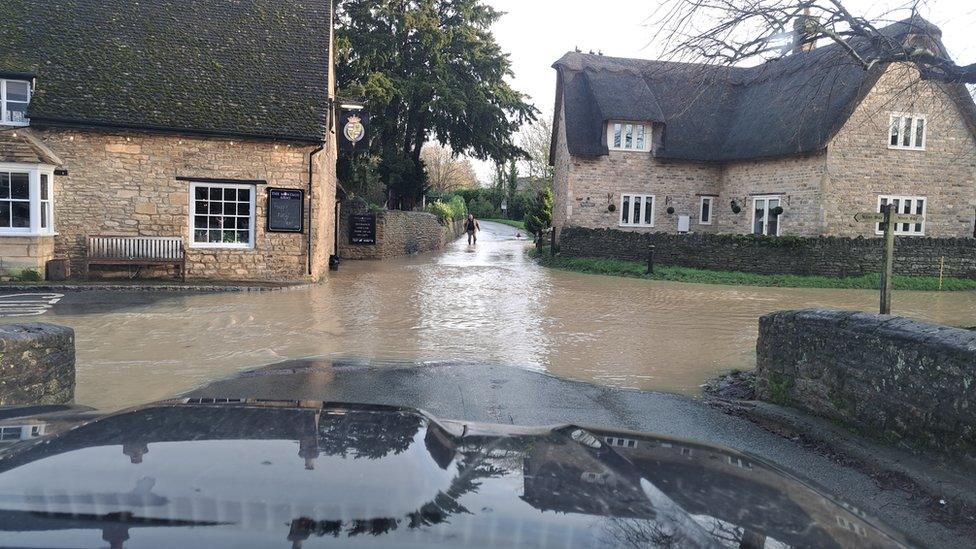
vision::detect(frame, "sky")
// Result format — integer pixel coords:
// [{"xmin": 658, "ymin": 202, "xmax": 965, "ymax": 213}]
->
[{"xmin": 470, "ymin": 0, "xmax": 976, "ymax": 181}]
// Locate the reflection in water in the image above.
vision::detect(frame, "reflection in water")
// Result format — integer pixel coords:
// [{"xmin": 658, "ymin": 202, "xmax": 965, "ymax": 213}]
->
[
  {"xmin": 3, "ymin": 222, "xmax": 974, "ymax": 410},
  {"xmin": 0, "ymin": 401, "xmax": 904, "ymax": 548}
]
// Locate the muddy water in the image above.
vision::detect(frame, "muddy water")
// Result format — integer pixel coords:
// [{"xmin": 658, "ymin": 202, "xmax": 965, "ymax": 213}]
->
[{"xmin": 6, "ymin": 221, "xmax": 975, "ymax": 410}]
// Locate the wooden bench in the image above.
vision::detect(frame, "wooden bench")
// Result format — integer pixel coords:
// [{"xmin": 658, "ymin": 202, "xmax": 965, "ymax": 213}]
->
[{"xmin": 86, "ymin": 235, "xmax": 186, "ymax": 280}]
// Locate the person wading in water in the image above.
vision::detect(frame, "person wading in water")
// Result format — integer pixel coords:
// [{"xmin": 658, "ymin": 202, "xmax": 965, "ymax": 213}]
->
[{"xmin": 465, "ymin": 214, "xmax": 481, "ymax": 245}]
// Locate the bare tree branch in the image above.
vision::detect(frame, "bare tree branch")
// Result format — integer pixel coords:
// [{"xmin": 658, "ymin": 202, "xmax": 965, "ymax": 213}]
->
[{"xmin": 650, "ymin": 0, "xmax": 976, "ymax": 83}]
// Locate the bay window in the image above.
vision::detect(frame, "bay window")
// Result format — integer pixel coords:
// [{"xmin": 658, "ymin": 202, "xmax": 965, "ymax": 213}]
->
[
  {"xmin": 888, "ymin": 113, "xmax": 925, "ymax": 150},
  {"xmin": 0, "ymin": 164, "xmax": 55, "ymax": 235},
  {"xmin": 619, "ymin": 194, "xmax": 654, "ymax": 227},
  {"xmin": 1, "ymin": 79, "xmax": 30, "ymax": 126},
  {"xmin": 877, "ymin": 195, "xmax": 926, "ymax": 236},
  {"xmin": 189, "ymin": 182, "xmax": 255, "ymax": 248},
  {"xmin": 752, "ymin": 196, "xmax": 781, "ymax": 236}
]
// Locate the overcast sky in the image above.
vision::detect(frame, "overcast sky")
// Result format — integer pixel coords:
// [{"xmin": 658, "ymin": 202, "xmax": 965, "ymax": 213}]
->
[{"xmin": 469, "ymin": 0, "xmax": 975, "ymax": 181}]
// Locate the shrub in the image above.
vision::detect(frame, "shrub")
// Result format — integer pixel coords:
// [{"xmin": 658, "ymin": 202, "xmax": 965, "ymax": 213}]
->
[
  {"xmin": 525, "ymin": 186, "xmax": 553, "ymax": 237},
  {"xmin": 425, "ymin": 195, "xmax": 467, "ymax": 222},
  {"xmin": 467, "ymin": 196, "xmax": 498, "ymax": 219},
  {"xmin": 16, "ymin": 269, "xmax": 42, "ymax": 282}
]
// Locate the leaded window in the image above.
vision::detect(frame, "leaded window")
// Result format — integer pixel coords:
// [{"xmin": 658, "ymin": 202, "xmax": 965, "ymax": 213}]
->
[{"xmin": 189, "ymin": 182, "xmax": 255, "ymax": 248}]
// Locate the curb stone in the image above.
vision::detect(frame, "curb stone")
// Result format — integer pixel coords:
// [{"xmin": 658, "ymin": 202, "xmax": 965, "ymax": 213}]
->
[{"xmin": 0, "ymin": 282, "xmax": 317, "ymax": 293}]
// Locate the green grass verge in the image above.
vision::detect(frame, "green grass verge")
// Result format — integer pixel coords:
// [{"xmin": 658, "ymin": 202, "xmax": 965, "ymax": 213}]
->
[
  {"xmin": 483, "ymin": 218, "xmax": 526, "ymax": 229},
  {"xmin": 529, "ymin": 249, "xmax": 976, "ymax": 291}
]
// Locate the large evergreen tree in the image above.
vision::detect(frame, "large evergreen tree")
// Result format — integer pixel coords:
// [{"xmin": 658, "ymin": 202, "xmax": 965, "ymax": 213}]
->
[{"xmin": 336, "ymin": 0, "xmax": 536, "ymax": 207}]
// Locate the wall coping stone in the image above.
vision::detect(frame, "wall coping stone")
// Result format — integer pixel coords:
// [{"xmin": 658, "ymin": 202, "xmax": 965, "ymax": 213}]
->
[
  {"xmin": 756, "ymin": 309, "xmax": 976, "ymax": 457},
  {"xmin": 0, "ymin": 322, "xmax": 75, "ymax": 406}
]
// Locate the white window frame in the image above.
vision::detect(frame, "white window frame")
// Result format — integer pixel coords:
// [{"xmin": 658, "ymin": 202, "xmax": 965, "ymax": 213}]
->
[
  {"xmin": 888, "ymin": 112, "xmax": 926, "ymax": 150},
  {"xmin": 607, "ymin": 121, "xmax": 650, "ymax": 152},
  {"xmin": 0, "ymin": 79, "xmax": 31, "ymax": 127},
  {"xmin": 751, "ymin": 196, "xmax": 782, "ymax": 237},
  {"xmin": 618, "ymin": 194, "xmax": 655, "ymax": 227},
  {"xmin": 0, "ymin": 163, "xmax": 56, "ymax": 236},
  {"xmin": 876, "ymin": 195, "xmax": 926, "ymax": 236},
  {"xmin": 188, "ymin": 182, "xmax": 256, "ymax": 249},
  {"xmin": 699, "ymin": 196, "xmax": 714, "ymax": 225}
]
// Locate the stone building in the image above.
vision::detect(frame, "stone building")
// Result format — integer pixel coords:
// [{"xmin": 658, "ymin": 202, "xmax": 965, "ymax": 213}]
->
[
  {"xmin": 550, "ymin": 18, "xmax": 976, "ymax": 241},
  {"xmin": 0, "ymin": 0, "xmax": 337, "ymax": 281}
]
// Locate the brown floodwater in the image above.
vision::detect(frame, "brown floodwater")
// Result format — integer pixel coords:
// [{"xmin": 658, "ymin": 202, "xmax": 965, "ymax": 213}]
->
[{"xmin": 4, "ymin": 221, "xmax": 975, "ymax": 410}]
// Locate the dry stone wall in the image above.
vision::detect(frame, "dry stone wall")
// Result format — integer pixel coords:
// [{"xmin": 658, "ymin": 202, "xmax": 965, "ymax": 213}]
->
[
  {"xmin": 756, "ymin": 310, "xmax": 976, "ymax": 457},
  {"xmin": 559, "ymin": 226, "xmax": 976, "ymax": 278},
  {"xmin": 0, "ymin": 323, "xmax": 75, "ymax": 406},
  {"xmin": 338, "ymin": 201, "xmax": 464, "ymax": 260}
]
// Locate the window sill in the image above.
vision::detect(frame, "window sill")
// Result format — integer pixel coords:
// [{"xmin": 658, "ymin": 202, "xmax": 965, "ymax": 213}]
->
[
  {"xmin": 618, "ymin": 224, "xmax": 655, "ymax": 229},
  {"xmin": 887, "ymin": 145, "xmax": 925, "ymax": 151},
  {"xmin": 0, "ymin": 121, "xmax": 29, "ymax": 127},
  {"xmin": 0, "ymin": 232, "xmax": 56, "ymax": 237},
  {"xmin": 189, "ymin": 243, "xmax": 254, "ymax": 250},
  {"xmin": 608, "ymin": 148, "xmax": 651, "ymax": 153},
  {"xmin": 699, "ymin": 221, "xmax": 712, "ymax": 226}
]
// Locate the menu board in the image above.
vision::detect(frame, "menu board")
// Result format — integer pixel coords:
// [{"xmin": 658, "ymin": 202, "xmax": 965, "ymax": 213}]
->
[
  {"xmin": 349, "ymin": 214, "xmax": 377, "ymax": 245},
  {"xmin": 267, "ymin": 188, "xmax": 304, "ymax": 233}
]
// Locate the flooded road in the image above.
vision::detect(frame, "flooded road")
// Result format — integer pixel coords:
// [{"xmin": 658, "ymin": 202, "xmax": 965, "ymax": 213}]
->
[{"xmin": 4, "ymin": 221, "xmax": 975, "ymax": 410}]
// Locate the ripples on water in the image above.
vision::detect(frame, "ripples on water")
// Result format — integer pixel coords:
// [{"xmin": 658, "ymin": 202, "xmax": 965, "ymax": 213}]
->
[{"xmin": 5, "ymin": 222, "xmax": 975, "ymax": 410}]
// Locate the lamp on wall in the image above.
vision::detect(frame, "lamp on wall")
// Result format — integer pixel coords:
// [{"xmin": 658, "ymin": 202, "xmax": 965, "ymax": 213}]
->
[{"xmin": 731, "ymin": 200, "xmax": 742, "ymax": 214}]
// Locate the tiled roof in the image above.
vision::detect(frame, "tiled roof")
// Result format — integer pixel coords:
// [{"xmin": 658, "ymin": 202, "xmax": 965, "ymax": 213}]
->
[
  {"xmin": 554, "ymin": 18, "xmax": 976, "ymax": 162},
  {"xmin": 0, "ymin": 0, "xmax": 332, "ymax": 142}
]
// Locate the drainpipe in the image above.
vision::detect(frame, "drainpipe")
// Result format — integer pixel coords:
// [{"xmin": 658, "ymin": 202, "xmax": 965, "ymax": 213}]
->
[
  {"xmin": 332, "ymin": 199, "xmax": 341, "ymax": 271},
  {"xmin": 307, "ymin": 144, "xmax": 325, "ymax": 277}
]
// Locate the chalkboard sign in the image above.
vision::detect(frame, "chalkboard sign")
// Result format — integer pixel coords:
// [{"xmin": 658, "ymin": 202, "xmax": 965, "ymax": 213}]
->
[
  {"xmin": 267, "ymin": 188, "xmax": 305, "ymax": 233},
  {"xmin": 349, "ymin": 214, "xmax": 376, "ymax": 245}
]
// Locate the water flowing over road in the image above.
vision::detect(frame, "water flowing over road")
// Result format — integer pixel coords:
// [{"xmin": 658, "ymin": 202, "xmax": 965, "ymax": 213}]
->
[{"xmin": 4, "ymin": 221, "xmax": 975, "ymax": 410}]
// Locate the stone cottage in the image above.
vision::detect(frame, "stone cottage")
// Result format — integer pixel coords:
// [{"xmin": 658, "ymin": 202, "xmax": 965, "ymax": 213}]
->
[
  {"xmin": 0, "ymin": 0, "xmax": 337, "ymax": 281},
  {"xmin": 550, "ymin": 18, "xmax": 976, "ymax": 241}
]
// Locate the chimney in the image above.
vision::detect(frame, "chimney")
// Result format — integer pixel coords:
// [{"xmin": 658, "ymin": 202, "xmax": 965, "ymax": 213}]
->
[{"xmin": 792, "ymin": 10, "xmax": 818, "ymax": 54}]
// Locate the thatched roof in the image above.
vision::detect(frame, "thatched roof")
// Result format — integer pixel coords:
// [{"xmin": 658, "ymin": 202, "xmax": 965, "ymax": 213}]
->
[{"xmin": 553, "ymin": 18, "xmax": 976, "ymax": 162}]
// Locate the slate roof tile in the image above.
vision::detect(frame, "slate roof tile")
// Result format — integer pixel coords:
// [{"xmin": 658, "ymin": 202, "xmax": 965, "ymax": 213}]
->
[{"xmin": 0, "ymin": 0, "xmax": 332, "ymax": 142}]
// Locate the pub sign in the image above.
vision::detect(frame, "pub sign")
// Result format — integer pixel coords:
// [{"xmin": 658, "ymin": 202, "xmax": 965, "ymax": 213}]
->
[
  {"xmin": 267, "ymin": 188, "xmax": 305, "ymax": 233},
  {"xmin": 349, "ymin": 214, "xmax": 376, "ymax": 245},
  {"xmin": 339, "ymin": 111, "xmax": 369, "ymax": 154}
]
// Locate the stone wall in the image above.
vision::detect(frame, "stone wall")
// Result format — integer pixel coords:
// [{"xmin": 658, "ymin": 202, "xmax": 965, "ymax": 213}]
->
[
  {"xmin": 558, "ymin": 226, "xmax": 976, "ymax": 278},
  {"xmin": 558, "ymin": 120, "xmax": 722, "ymax": 235},
  {"xmin": 33, "ymin": 127, "xmax": 336, "ymax": 282},
  {"xmin": 551, "ymin": 102, "xmax": 572, "ymax": 237},
  {"xmin": 0, "ymin": 323, "xmax": 75, "ymax": 406},
  {"xmin": 716, "ymin": 155, "xmax": 828, "ymax": 237},
  {"xmin": 338, "ymin": 201, "xmax": 465, "ymax": 260},
  {"xmin": 824, "ymin": 64, "xmax": 976, "ymax": 238},
  {"xmin": 0, "ymin": 236, "xmax": 54, "ymax": 272},
  {"xmin": 550, "ymin": 65, "xmax": 976, "ymax": 240},
  {"xmin": 756, "ymin": 310, "xmax": 976, "ymax": 456}
]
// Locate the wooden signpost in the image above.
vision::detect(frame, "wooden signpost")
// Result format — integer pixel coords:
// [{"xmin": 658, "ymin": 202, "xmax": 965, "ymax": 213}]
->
[{"xmin": 854, "ymin": 205, "xmax": 925, "ymax": 315}]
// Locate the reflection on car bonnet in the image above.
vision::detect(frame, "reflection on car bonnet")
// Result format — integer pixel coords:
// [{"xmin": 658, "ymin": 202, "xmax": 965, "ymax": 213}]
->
[{"xmin": 0, "ymin": 400, "xmax": 911, "ymax": 548}]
